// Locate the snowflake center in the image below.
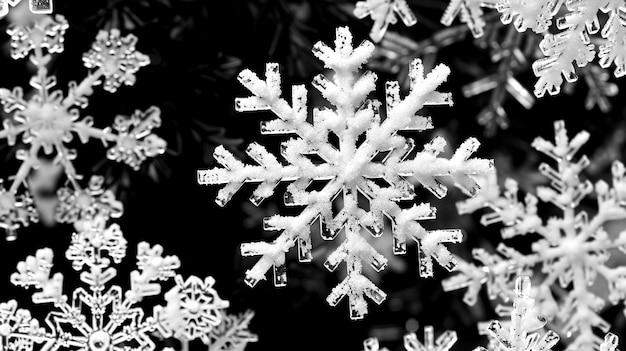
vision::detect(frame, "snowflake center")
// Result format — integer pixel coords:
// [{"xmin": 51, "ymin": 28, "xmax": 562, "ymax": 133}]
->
[
  {"xmin": 0, "ymin": 193, "xmax": 16, "ymax": 212},
  {"xmin": 101, "ymin": 53, "xmax": 120, "ymax": 76},
  {"xmin": 88, "ymin": 330, "xmax": 111, "ymax": 351},
  {"xmin": 117, "ymin": 135, "xmax": 138, "ymax": 152},
  {"xmin": 185, "ymin": 300, "xmax": 201, "ymax": 314}
]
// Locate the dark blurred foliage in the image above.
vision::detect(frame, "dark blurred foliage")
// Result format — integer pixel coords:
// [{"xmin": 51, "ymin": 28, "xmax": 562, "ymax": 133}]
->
[{"xmin": 0, "ymin": 1, "xmax": 625, "ymax": 351}]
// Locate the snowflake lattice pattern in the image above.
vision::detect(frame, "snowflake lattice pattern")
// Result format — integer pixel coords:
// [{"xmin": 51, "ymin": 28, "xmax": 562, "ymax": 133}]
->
[{"xmin": 198, "ymin": 26, "xmax": 493, "ymax": 319}]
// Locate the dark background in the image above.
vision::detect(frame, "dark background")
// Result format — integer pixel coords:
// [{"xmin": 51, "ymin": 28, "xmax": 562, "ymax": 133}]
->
[{"xmin": 0, "ymin": 1, "xmax": 625, "ymax": 350}]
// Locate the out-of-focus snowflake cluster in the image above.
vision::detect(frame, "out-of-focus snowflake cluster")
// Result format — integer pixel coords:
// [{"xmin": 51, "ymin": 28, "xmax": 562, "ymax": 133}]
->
[
  {"xmin": 198, "ymin": 26, "xmax": 493, "ymax": 319},
  {"xmin": 0, "ymin": 15, "xmax": 166, "ymax": 240},
  {"xmin": 444, "ymin": 120, "xmax": 626, "ymax": 350},
  {"xmin": 2, "ymin": 222, "xmax": 256, "ymax": 351},
  {"xmin": 0, "ymin": 0, "xmax": 53, "ymax": 18},
  {"xmin": 441, "ymin": 0, "xmax": 626, "ymax": 98}
]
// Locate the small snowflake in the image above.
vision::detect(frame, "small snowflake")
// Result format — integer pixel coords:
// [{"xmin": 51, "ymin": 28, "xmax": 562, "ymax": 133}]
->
[
  {"xmin": 0, "ymin": 15, "xmax": 166, "ymax": 240},
  {"xmin": 56, "ymin": 175, "xmax": 124, "ymax": 232},
  {"xmin": 198, "ymin": 26, "xmax": 493, "ymax": 319},
  {"xmin": 444, "ymin": 120, "xmax": 626, "ymax": 350},
  {"xmin": 83, "ymin": 28, "xmax": 150, "ymax": 93}
]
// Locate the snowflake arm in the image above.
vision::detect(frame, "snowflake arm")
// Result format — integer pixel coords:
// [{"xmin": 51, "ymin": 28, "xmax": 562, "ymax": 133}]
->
[
  {"xmin": 353, "ymin": 0, "xmax": 417, "ymax": 42},
  {"xmin": 202, "ymin": 310, "xmax": 258, "ymax": 351},
  {"xmin": 363, "ymin": 325, "xmax": 457, "ymax": 351},
  {"xmin": 475, "ymin": 276, "xmax": 560, "ymax": 351}
]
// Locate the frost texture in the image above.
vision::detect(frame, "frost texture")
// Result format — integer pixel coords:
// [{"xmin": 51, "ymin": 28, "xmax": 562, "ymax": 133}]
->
[
  {"xmin": 444, "ymin": 120, "xmax": 626, "ymax": 350},
  {"xmin": 474, "ymin": 276, "xmax": 560, "ymax": 351},
  {"xmin": 2, "ymin": 224, "xmax": 255, "ymax": 351},
  {"xmin": 198, "ymin": 26, "xmax": 493, "ymax": 319},
  {"xmin": 440, "ymin": 0, "xmax": 626, "ymax": 97},
  {"xmin": 0, "ymin": 0, "xmax": 53, "ymax": 18},
  {"xmin": 363, "ymin": 325, "xmax": 457, "ymax": 351},
  {"xmin": 354, "ymin": 0, "xmax": 417, "ymax": 42},
  {"xmin": 0, "ymin": 15, "xmax": 166, "ymax": 240}
]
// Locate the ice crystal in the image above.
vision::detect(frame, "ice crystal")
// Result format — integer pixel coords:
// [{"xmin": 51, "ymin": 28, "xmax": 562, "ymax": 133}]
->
[
  {"xmin": 0, "ymin": 0, "xmax": 52, "ymax": 19},
  {"xmin": 353, "ymin": 0, "xmax": 417, "ymax": 42},
  {"xmin": 2, "ymin": 222, "xmax": 254, "ymax": 351},
  {"xmin": 443, "ymin": 120, "xmax": 626, "ymax": 350},
  {"xmin": 0, "ymin": 15, "xmax": 166, "ymax": 240},
  {"xmin": 441, "ymin": 0, "xmax": 626, "ymax": 97},
  {"xmin": 198, "ymin": 26, "xmax": 493, "ymax": 319},
  {"xmin": 474, "ymin": 276, "xmax": 560, "ymax": 351},
  {"xmin": 363, "ymin": 325, "xmax": 458, "ymax": 351}
]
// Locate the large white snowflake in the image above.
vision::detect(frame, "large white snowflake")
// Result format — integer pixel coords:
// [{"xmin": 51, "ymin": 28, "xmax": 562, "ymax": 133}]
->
[
  {"xmin": 440, "ymin": 0, "xmax": 626, "ymax": 97},
  {"xmin": 0, "ymin": 220, "xmax": 255, "ymax": 351},
  {"xmin": 198, "ymin": 26, "xmax": 493, "ymax": 319},
  {"xmin": 444, "ymin": 120, "xmax": 626, "ymax": 350},
  {"xmin": 0, "ymin": 15, "xmax": 166, "ymax": 240}
]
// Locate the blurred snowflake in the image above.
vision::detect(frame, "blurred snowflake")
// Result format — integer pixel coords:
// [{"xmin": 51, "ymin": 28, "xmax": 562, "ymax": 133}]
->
[
  {"xmin": 441, "ymin": 0, "xmax": 626, "ymax": 98},
  {"xmin": 0, "ymin": 15, "xmax": 166, "ymax": 240},
  {"xmin": 444, "ymin": 121, "xmax": 626, "ymax": 350}
]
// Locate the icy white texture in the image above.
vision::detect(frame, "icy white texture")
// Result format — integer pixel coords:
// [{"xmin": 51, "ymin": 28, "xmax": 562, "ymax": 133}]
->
[
  {"xmin": 0, "ymin": 0, "xmax": 52, "ymax": 17},
  {"xmin": 474, "ymin": 276, "xmax": 560, "ymax": 351},
  {"xmin": 354, "ymin": 0, "xmax": 417, "ymax": 42},
  {"xmin": 2, "ymin": 223, "xmax": 255, "ymax": 351},
  {"xmin": 198, "ymin": 26, "xmax": 493, "ymax": 319},
  {"xmin": 444, "ymin": 120, "xmax": 626, "ymax": 351},
  {"xmin": 0, "ymin": 16, "xmax": 166, "ymax": 239},
  {"xmin": 363, "ymin": 325, "xmax": 458, "ymax": 351},
  {"xmin": 440, "ymin": 0, "xmax": 626, "ymax": 97}
]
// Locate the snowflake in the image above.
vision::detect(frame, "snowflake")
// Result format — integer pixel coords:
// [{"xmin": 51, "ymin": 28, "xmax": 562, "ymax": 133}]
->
[
  {"xmin": 2, "ymin": 221, "xmax": 253, "ymax": 351},
  {"xmin": 474, "ymin": 276, "xmax": 560, "ymax": 351},
  {"xmin": 197, "ymin": 26, "xmax": 493, "ymax": 319},
  {"xmin": 56, "ymin": 175, "xmax": 124, "ymax": 232},
  {"xmin": 193, "ymin": 310, "xmax": 258, "ymax": 351},
  {"xmin": 0, "ymin": 0, "xmax": 53, "ymax": 20},
  {"xmin": 0, "ymin": 15, "xmax": 166, "ymax": 240},
  {"xmin": 353, "ymin": 0, "xmax": 417, "ymax": 42},
  {"xmin": 443, "ymin": 120, "xmax": 626, "ymax": 350},
  {"xmin": 363, "ymin": 325, "xmax": 458, "ymax": 351},
  {"xmin": 440, "ymin": 0, "xmax": 626, "ymax": 97}
]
